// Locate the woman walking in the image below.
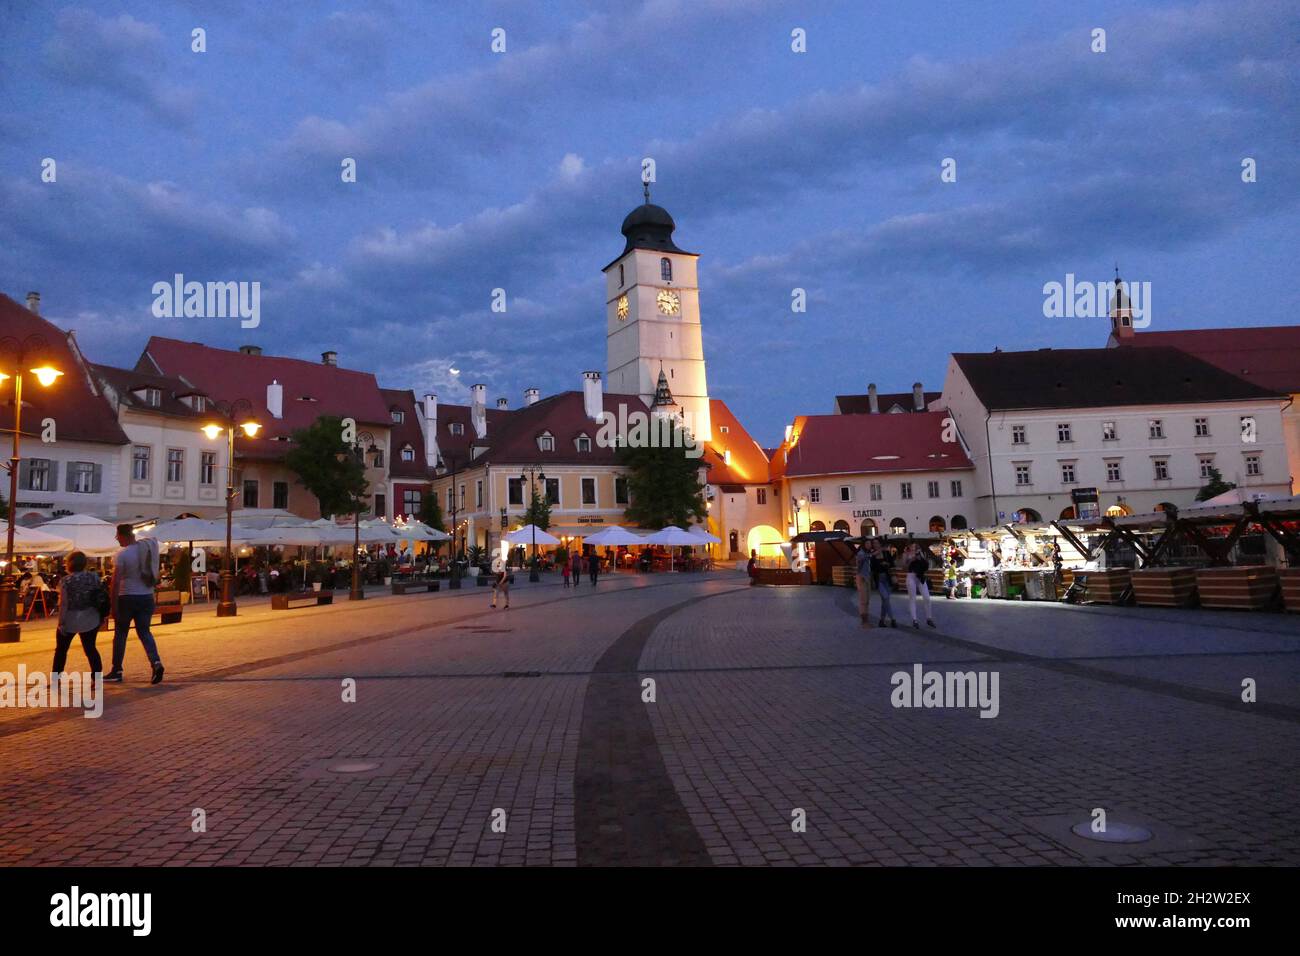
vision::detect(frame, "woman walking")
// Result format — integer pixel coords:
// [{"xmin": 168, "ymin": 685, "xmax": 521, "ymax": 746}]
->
[
  {"xmin": 53, "ymin": 551, "xmax": 105, "ymax": 677},
  {"xmin": 561, "ymin": 551, "xmax": 572, "ymax": 588},
  {"xmin": 854, "ymin": 543, "xmax": 873, "ymax": 628},
  {"xmin": 905, "ymin": 545, "xmax": 936, "ymax": 629},
  {"xmin": 570, "ymin": 551, "xmax": 583, "ymax": 591},
  {"xmin": 490, "ymin": 553, "xmax": 511, "ymax": 609},
  {"xmin": 870, "ymin": 542, "xmax": 898, "ymax": 628}
]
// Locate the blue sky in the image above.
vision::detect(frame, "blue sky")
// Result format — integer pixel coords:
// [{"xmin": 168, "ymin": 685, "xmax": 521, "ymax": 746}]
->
[{"xmin": 1, "ymin": 0, "xmax": 1296, "ymax": 445}]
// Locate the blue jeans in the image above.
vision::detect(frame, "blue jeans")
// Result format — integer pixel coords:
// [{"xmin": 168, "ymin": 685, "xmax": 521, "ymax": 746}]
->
[
  {"xmin": 112, "ymin": 594, "xmax": 162, "ymax": 672},
  {"xmin": 875, "ymin": 574, "xmax": 895, "ymax": 621}
]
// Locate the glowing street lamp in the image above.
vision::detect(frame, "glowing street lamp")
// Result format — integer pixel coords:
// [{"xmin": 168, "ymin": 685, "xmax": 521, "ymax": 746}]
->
[
  {"xmin": 0, "ymin": 334, "xmax": 63, "ymax": 643},
  {"xmin": 203, "ymin": 399, "xmax": 260, "ymax": 617}
]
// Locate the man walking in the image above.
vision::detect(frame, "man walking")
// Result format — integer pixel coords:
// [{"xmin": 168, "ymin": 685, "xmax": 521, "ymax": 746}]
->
[
  {"xmin": 588, "ymin": 550, "xmax": 600, "ymax": 587},
  {"xmin": 105, "ymin": 524, "xmax": 164, "ymax": 684}
]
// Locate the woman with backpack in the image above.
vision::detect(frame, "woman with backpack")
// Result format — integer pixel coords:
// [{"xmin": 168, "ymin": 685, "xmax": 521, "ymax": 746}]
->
[{"xmin": 53, "ymin": 550, "xmax": 106, "ymax": 677}]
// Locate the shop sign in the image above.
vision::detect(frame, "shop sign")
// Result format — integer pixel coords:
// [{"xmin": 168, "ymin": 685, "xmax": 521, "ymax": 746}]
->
[{"xmin": 851, "ymin": 509, "xmax": 882, "ymax": 518}]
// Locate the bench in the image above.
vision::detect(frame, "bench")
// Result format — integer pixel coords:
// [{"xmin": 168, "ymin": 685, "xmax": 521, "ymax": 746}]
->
[
  {"xmin": 391, "ymin": 580, "xmax": 439, "ymax": 595},
  {"xmin": 155, "ymin": 589, "xmax": 184, "ymax": 624},
  {"xmin": 272, "ymin": 591, "xmax": 335, "ymax": 610}
]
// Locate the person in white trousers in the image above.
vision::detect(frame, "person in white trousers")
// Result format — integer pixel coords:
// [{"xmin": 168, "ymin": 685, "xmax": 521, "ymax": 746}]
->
[{"xmin": 904, "ymin": 545, "xmax": 936, "ymax": 629}]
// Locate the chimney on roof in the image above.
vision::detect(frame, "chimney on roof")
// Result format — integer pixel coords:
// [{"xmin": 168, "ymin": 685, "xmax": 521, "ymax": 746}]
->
[
  {"xmin": 422, "ymin": 393, "xmax": 439, "ymax": 467},
  {"xmin": 867, "ymin": 383, "xmax": 878, "ymax": 414},
  {"xmin": 321, "ymin": 350, "xmax": 338, "ymax": 366},
  {"xmin": 470, "ymin": 383, "xmax": 487, "ymax": 439},
  {"xmin": 240, "ymin": 344, "xmax": 262, "ymax": 356},
  {"xmin": 266, "ymin": 379, "xmax": 283, "ymax": 419},
  {"xmin": 582, "ymin": 371, "xmax": 603, "ymax": 422},
  {"xmin": 496, "ymin": 397, "xmax": 508, "ymax": 409},
  {"xmin": 25, "ymin": 291, "xmax": 40, "ymax": 314},
  {"xmin": 912, "ymin": 382, "xmax": 926, "ymax": 412},
  {"xmin": 524, "ymin": 387, "xmax": 540, "ymax": 406}
]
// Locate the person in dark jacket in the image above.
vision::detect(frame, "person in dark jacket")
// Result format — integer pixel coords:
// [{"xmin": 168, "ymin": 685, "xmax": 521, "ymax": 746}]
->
[
  {"xmin": 904, "ymin": 544, "xmax": 936, "ymax": 629},
  {"xmin": 869, "ymin": 542, "xmax": 898, "ymax": 627},
  {"xmin": 53, "ymin": 551, "xmax": 104, "ymax": 676},
  {"xmin": 588, "ymin": 550, "xmax": 600, "ymax": 586}
]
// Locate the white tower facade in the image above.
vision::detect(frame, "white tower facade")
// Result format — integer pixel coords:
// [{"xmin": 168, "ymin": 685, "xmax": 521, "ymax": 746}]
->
[{"xmin": 603, "ymin": 198, "xmax": 712, "ymax": 442}]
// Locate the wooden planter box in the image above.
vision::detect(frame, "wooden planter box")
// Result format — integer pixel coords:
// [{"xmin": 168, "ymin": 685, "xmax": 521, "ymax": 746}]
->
[
  {"xmin": 1130, "ymin": 567, "xmax": 1198, "ymax": 608},
  {"xmin": 1195, "ymin": 566, "xmax": 1279, "ymax": 611},
  {"xmin": 1081, "ymin": 568, "xmax": 1130, "ymax": 604},
  {"xmin": 1278, "ymin": 568, "xmax": 1300, "ymax": 612},
  {"xmin": 753, "ymin": 568, "xmax": 812, "ymax": 587}
]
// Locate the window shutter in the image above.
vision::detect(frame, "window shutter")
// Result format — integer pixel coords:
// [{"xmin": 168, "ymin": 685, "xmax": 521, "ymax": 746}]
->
[
  {"xmin": 66, "ymin": 461, "xmax": 74, "ymax": 491},
  {"xmin": 18, "ymin": 459, "xmax": 31, "ymax": 489},
  {"xmin": 92, "ymin": 464, "xmax": 103, "ymax": 494},
  {"xmin": 48, "ymin": 460, "xmax": 57, "ymax": 492}
]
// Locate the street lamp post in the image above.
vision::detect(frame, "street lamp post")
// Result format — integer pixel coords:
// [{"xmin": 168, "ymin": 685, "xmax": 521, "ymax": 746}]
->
[
  {"xmin": 436, "ymin": 454, "xmax": 461, "ymax": 589},
  {"xmin": 336, "ymin": 431, "xmax": 376, "ymax": 601},
  {"xmin": 520, "ymin": 465, "xmax": 546, "ymax": 582},
  {"xmin": 0, "ymin": 334, "xmax": 64, "ymax": 643},
  {"xmin": 202, "ymin": 399, "xmax": 260, "ymax": 618},
  {"xmin": 791, "ymin": 495, "xmax": 808, "ymax": 536}
]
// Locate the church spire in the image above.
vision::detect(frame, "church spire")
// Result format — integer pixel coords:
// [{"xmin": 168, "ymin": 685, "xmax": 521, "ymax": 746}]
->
[
  {"xmin": 643, "ymin": 176, "xmax": 651, "ymax": 204},
  {"xmin": 652, "ymin": 363, "xmax": 676, "ymax": 408},
  {"xmin": 1110, "ymin": 263, "xmax": 1135, "ymax": 340}
]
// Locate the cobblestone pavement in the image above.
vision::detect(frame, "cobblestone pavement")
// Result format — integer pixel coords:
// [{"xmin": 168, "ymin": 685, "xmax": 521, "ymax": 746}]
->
[{"xmin": 0, "ymin": 573, "xmax": 1296, "ymax": 866}]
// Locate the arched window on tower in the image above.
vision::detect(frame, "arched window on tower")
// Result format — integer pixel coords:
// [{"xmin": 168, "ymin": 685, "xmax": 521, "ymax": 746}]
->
[{"xmin": 660, "ymin": 258, "xmax": 672, "ymax": 282}]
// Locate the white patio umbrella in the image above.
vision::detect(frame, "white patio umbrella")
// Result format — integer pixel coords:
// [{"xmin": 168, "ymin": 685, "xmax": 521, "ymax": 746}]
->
[
  {"xmin": 643, "ymin": 525, "xmax": 703, "ymax": 570},
  {"xmin": 504, "ymin": 524, "xmax": 561, "ymax": 546},
  {"xmin": 582, "ymin": 525, "xmax": 646, "ymax": 546},
  {"xmin": 229, "ymin": 508, "xmax": 309, "ymax": 529},
  {"xmin": 142, "ymin": 517, "xmax": 253, "ymax": 544},
  {"xmin": 686, "ymin": 526, "xmax": 722, "ymax": 544},
  {"xmin": 393, "ymin": 520, "xmax": 450, "ymax": 542},
  {"xmin": 2, "ymin": 523, "xmax": 74, "ymax": 555},
  {"xmin": 37, "ymin": 514, "xmax": 120, "ymax": 556}
]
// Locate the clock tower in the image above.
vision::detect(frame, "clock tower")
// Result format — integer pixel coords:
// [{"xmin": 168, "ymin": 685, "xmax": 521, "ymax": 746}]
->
[{"xmin": 603, "ymin": 187, "xmax": 712, "ymax": 442}]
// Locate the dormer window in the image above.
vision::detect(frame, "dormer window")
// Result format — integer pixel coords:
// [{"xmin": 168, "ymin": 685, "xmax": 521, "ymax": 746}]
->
[
  {"xmin": 449, "ymin": 422, "xmax": 464, "ymax": 436},
  {"xmin": 660, "ymin": 258, "xmax": 672, "ymax": 282},
  {"xmin": 401, "ymin": 444, "xmax": 415, "ymax": 462},
  {"xmin": 576, "ymin": 434, "xmax": 591, "ymax": 453},
  {"xmin": 391, "ymin": 408, "xmax": 405, "ymax": 424},
  {"xmin": 538, "ymin": 431, "xmax": 555, "ymax": 452},
  {"xmin": 135, "ymin": 386, "xmax": 162, "ymax": 407}
]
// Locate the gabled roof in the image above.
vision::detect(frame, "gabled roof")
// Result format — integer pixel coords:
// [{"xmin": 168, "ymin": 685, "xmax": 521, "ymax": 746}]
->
[
  {"xmin": 456, "ymin": 390, "xmax": 653, "ymax": 468},
  {"xmin": 702, "ymin": 399, "xmax": 770, "ymax": 486},
  {"xmin": 381, "ymin": 388, "xmax": 431, "ymax": 480},
  {"xmin": 93, "ymin": 364, "xmax": 208, "ymax": 419},
  {"xmin": 773, "ymin": 411, "xmax": 973, "ymax": 478},
  {"xmin": 432, "ymin": 402, "xmax": 512, "ymax": 464},
  {"xmin": 139, "ymin": 337, "xmax": 390, "ymax": 454},
  {"xmin": 1112, "ymin": 327, "xmax": 1300, "ymax": 394},
  {"xmin": 835, "ymin": 390, "xmax": 941, "ymax": 414},
  {"xmin": 0, "ymin": 294, "xmax": 129, "ymax": 445},
  {"xmin": 952, "ymin": 347, "xmax": 1283, "ymax": 411}
]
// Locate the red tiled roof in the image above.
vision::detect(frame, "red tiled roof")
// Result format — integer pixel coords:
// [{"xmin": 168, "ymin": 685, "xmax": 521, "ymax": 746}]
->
[
  {"xmin": 432, "ymin": 401, "xmax": 512, "ymax": 464},
  {"xmin": 93, "ymin": 363, "xmax": 209, "ymax": 420},
  {"xmin": 0, "ymin": 294, "xmax": 128, "ymax": 445},
  {"xmin": 460, "ymin": 391, "xmax": 653, "ymax": 467},
  {"xmin": 139, "ymin": 337, "xmax": 391, "ymax": 459},
  {"xmin": 701, "ymin": 399, "xmax": 771, "ymax": 485},
  {"xmin": 381, "ymin": 388, "xmax": 433, "ymax": 480},
  {"xmin": 1114, "ymin": 327, "xmax": 1300, "ymax": 394},
  {"xmin": 774, "ymin": 411, "xmax": 973, "ymax": 478},
  {"xmin": 834, "ymin": 390, "xmax": 942, "ymax": 414}
]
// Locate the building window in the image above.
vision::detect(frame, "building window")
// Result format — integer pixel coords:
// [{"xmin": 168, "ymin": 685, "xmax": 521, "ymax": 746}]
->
[
  {"xmin": 67, "ymin": 462, "xmax": 100, "ymax": 494},
  {"xmin": 755, "ymin": 487, "xmax": 766, "ymax": 505},
  {"xmin": 476, "ymin": 480, "xmax": 483, "ymax": 509},
  {"xmin": 808, "ymin": 487, "xmax": 821, "ymax": 503},
  {"xmin": 1194, "ymin": 417, "xmax": 1209, "ymax": 437},
  {"xmin": 545, "ymin": 478, "xmax": 560, "ymax": 505},
  {"xmin": 1153, "ymin": 459, "xmax": 1169, "ymax": 481},
  {"xmin": 20, "ymin": 458, "xmax": 53, "ymax": 491},
  {"xmin": 166, "ymin": 448, "xmax": 184, "ymax": 483},
  {"xmin": 132, "ymin": 446, "xmax": 151, "ymax": 481},
  {"xmin": 619, "ymin": 263, "xmax": 625, "ymax": 287},
  {"xmin": 243, "ymin": 480, "xmax": 259, "ymax": 508},
  {"xmin": 660, "ymin": 257, "xmax": 672, "ymax": 281},
  {"xmin": 839, "ymin": 485, "xmax": 853, "ymax": 503},
  {"xmin": 1148, "ymin": 419, "xmax": 1164, "ymax": 439},
  {"xmin": 371, "ymin": 447, "xmax": 385, "ymax": 468},
  {"xmin": 1060, "ymin": 462, "xmax": 1076, "ymax": 484},
  {"xmin": 273, "ymin": 481, "xmax": 289, "ymax": 509},
  {"xmin": 508, "ymin": 477, "xmax": 524, "ymax": 505},
  {"xmin": 581, "ymin": 477, "xmax": 597, "ymax": 505},
  {"xmin": 374, "ymin": 494, "xmax": 386, "ymax": 518},
  {"xmin": 1011, "ymin": 425, "xmax": 1026, "ymax": 445},
  {"xmin": 1102, "ymin": 421, "xmax": 1117, "ymax": 441},
  {"xmin": 538, "ymin": 433, "xmax": 555, "ymax": 452},
  {"xmin": 616, "ymin": 477, "xmax": 629, "ymax": 505},
  {"xmin": 927, "ymin": 480, "xmax": 940, "ymax": 499},
  {"xmin": 1198, "ymin": 456, "xmax": 1215, "ymax": 480},
  {"xmin": 1057, "ymin": 423, "xmax": 1072, "ymax": 443},
  {"xmin": 447, "ymin": 487, "xmax": 454, "ymax": 511},
  {"xmin": 144, "ymin": 387, "xmax": 161, "ymax": 407},
  {"xmin": 401, "ymin": 445, "xmax": 415, "ymax": 462},
  {"xmin": 900, "ymin": 482, "xmax": 912, "ymax": 500},
  {"xmin": 1015, "ymin": 463, "xmax": 1032, "ymax": 486},
  {"xmin": 459, "ymin": 485, "xmax": 465, "ymax": 510},
  {"xmin": 403, "ymin": 489, "xmax": 422, "ymax": 516},
  {"xmin": 1245, "ymin": 454, "xmax": 1261, "ymax": 477},
  {"xmin": 1106, "ymin": 460, "xmax": 1123, "ymax": 482},
  {"xmin": 449, "ymin": 422, "xmax": 464, "ymax": 436},
  {"xmin": 200, "ymin": 451, "xmax": 216, "ymax": 485},
  {"xmin": 950, "ymin": 479, "xmax": 962, "ymax": 498},
  {"xmin": 192, "ymin": 396, "xmax": 207, "ymax": 413},
  {"xmin": 870, "ymin": 483, "xmax": 882, "ymax": 501},
  {"xmin": 577, "ymin": 435, "xmax": 591, "ymax": 453}
]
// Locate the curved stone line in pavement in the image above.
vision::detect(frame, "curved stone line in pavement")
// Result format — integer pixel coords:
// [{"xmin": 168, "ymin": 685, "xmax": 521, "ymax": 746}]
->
[{"xmin": 575, "ymin": 587, "xmax": 745, "ymax": 867}]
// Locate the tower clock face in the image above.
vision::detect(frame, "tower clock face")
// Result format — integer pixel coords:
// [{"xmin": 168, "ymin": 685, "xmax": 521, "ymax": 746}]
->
[
  {"xmin": 616, "ymin": 295, "xmax": 629, "ymax": 320},
  {"xmin": 656, "ymin": 290, "xmax": 681, "ymax": 315}
]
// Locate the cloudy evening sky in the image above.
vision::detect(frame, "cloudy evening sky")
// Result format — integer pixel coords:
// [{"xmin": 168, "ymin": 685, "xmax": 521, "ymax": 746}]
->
[{"xmin": 1, "ymin": 0, "xmax": 1296, "ymax": 444}]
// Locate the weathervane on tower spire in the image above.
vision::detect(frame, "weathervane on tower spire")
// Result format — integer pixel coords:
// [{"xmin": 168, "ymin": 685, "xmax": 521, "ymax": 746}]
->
[{"xmin": 643, "ymin": 178, "xmax": 651, "ymax": 204}]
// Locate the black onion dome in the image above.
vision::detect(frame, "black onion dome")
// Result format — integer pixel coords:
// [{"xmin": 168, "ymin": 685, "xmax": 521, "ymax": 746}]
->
[{"xmin": 619, "ymin": 203, "xmax": 690, "ymax": 256}]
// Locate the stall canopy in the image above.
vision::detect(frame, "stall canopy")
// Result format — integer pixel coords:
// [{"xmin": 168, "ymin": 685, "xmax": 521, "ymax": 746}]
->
[
  {"xmin": 583, "ymin": 525, "xmax": 646, "ymax": 546},
  {"xmin": 687, "ymin": 527, "xmax": 722, "ymax": 544},
  {"xmin": 37, "ymin": 514, "xmax": 119, "ymax": 556},
  {"xmin": 141, "ymin": 517, "xmax": 254, "ymax": 545},
  {"xmin": 504, "ymin": 525, "xmax": 561, "ymax": 546},
  {"xmin": 392, "ymin": 520, "xmax": 450, "ymax": 542},
  {"xmin": 2, "ymin": 523, "xmax": 74, "ymax": 554},
  {"xmin": 643, "ymin": 526, "xmax": 701, "ymax": 546}
]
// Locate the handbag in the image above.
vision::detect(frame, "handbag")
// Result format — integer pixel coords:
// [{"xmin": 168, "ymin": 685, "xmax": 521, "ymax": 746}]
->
[{"xmin": 94, "ymin": 583, "xmax": 112, "ymax": 620}]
